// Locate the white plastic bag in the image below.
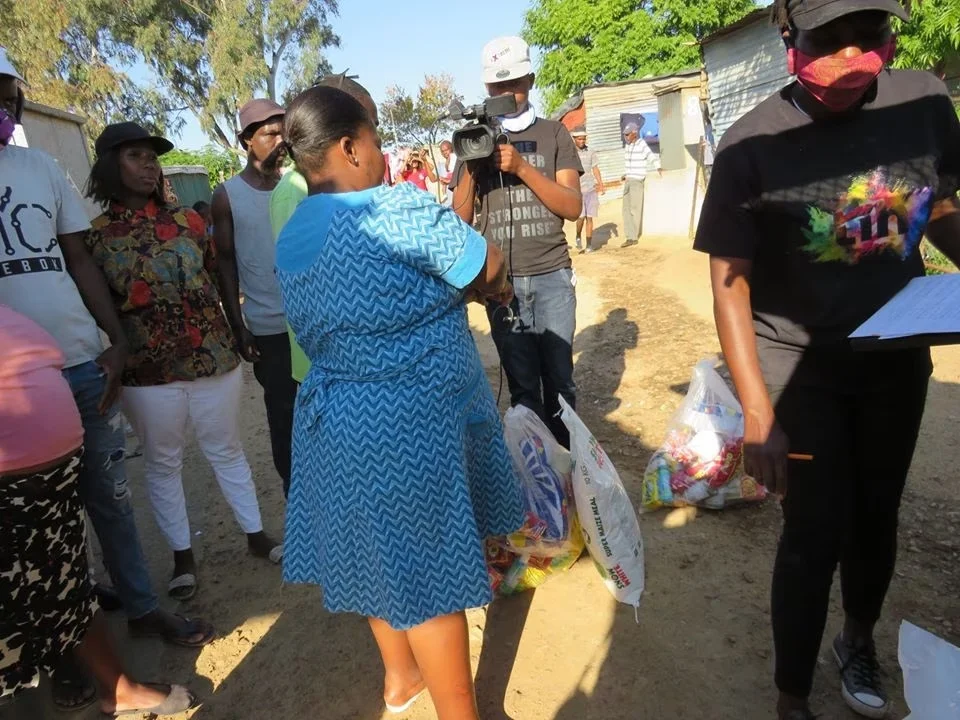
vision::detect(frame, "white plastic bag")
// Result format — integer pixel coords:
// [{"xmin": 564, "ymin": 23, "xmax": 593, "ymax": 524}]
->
[
  {"xmin": 642, "ymin": 359, "xmax": 767, "ymax": 511},
  {"xmin": 487, "ymin": 406, "xmax": 583, "ymax": 596},
  {"xmin": 559, "ymin": 396, "xmax": 645, "ymax": 610},
  {"xmin": 900, "ymin": 621, "xmax": 960, "ymax": 719},
  {"xmin": 502, "ymin": 406, "xmax": 575, "ymax": 553}
]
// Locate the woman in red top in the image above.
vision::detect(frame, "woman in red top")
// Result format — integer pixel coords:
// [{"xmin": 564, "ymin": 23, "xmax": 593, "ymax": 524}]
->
[
  {"xmin": 397, "ymin": 149, "xmax": 438, "ymax": 191},
  {"xmin": 84, "ymin": 123, "xmax": 281, "ymax": 602}
]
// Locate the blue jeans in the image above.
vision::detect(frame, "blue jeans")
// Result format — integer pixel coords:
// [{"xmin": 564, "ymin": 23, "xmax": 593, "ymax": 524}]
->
[
  {"xmin": 487, "ymin": 268, "xmax": 577, "ymax": 447},
  {"xmin": 63, "ymin": 361, "xmax": 159, "ymax": 619}
]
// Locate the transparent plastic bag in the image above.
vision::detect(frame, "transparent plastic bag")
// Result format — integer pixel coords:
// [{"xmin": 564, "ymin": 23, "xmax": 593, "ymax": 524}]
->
[
  {"xmin": 487, "ymin": 406, "xmax": 584, "ymax": 596},
  {"xmin": 642, "ymin": 359, "xmax": 767, "ymax": 511},
  {"xmin": 900, "ymin": 621, "xmax": 960, "ymax": 719},
  {"xmin": 559, "ymin": 396, "xmax": 645, "ymax": 610}
]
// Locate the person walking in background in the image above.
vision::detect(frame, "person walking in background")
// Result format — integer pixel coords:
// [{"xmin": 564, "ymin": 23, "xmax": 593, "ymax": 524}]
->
[
  {"xmin": 212, "ymin": 99, "xmax": 298, "ymax": 496},
  {"xmin": 694, "ymin": 0, "xmax": 960, "ymax": 717},
  {"xmin": 269, "ymin": 73, "xmax": 380, "ymax": 386},
  {"xmin": 571, "ymin": 127, "xmax": 604, "ymax": 253},
  {"xmin": 0, "ymin": 304, "xmax": 197, "ymax": 717},
  {"xmin": 450, "ymin": 35, "xmax": 583, "ymax": 448},
  {"xmin": 85, "ymin": 122, "xmax": 282, "ymax": 602},
  {"xmin": 620, "ymin": 120, "xmax": 660, "ymax": 248},
  {"xmin": 277, "ymin": 86, "xmax": 524, "ymax": 720},
  {"xmin": 0, "ymin": 53, "xmax": 213, "ymax": 711}
]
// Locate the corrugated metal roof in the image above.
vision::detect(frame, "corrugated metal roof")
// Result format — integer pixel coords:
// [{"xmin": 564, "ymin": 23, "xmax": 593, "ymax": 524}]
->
[
  {"xmin": 701, "ymin": 8, "xmax": 771, "ymax": 46},
  {"xmin": 586, "ymin": 67, "xmax": 701, "ymax": 90},
  {"xmin": 584, "ymin": 81, "xmax": 660, "ymax": 197},
  {"xmin": 702, "ymin": 15, "xmax": 790, "ymax": 143}
]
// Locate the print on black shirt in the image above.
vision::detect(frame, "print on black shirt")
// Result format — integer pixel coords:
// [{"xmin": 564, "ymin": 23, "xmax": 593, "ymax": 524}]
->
[{"xmin": 801, "ymin": 170, "xmax": 932, "ymax": 265}]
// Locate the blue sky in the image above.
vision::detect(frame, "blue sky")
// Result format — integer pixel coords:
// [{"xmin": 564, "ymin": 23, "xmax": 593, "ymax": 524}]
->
[{"xmin": 156, "ymin": 0, "xmax": 540, "ymax": 150}]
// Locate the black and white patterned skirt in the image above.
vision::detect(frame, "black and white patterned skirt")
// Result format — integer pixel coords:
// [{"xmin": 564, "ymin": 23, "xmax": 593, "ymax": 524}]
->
[{"xmin": 0, "ymin": 451, "xmax": 98, "ymax": 697}]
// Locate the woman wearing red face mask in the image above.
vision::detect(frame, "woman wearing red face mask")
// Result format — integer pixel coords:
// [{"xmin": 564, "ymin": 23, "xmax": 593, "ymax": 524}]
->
[{"xmin": 695, "ymin": 1, "xmax": 960, "ymax": 719}]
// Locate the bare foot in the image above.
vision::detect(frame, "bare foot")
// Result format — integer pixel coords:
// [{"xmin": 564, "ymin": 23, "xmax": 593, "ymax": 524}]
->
[{"xmin": 247, "ymin": 531, "xmax": 281, "ymax": 559}]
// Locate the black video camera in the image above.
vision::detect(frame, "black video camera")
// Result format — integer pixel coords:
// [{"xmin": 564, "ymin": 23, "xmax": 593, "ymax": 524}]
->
[{"xmin": 447, "ymin": 95, "xmax": 518, "ymax": 162}]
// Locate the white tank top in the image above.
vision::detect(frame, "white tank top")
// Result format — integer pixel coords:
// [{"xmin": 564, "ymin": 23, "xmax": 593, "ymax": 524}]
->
[{"xmin": 222, "ymin": 176, "xmax": 287, "ymax": 336}]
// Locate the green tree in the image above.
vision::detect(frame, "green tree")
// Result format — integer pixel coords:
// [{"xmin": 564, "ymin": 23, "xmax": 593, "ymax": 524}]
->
[
  {"xmin": 894, "ymin": 0, "xmax": 960, "ymax": 77},
  {"xmin": 524, "ymin": 0, "xmax": 755, "ymax": 114},
  {"xmin": 1, "ymin": 0, "xmax": 339, "ymax": 150},
  {"xmin": 115, "ymin": 0, "xmax": 340, "ymax": 150},
  {"xmin": 0, "ymin": 0, "xmax": 177, "ymax": 141},
  {"xmin": 160, "ymin": 147, "xmax": 242, "ymax": 189},
  {"xmin": 380, "ymin": 73, "xmax": 462, "ymax": 148}
]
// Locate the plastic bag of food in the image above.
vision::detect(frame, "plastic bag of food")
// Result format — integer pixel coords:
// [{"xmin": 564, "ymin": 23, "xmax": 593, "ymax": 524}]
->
[
  {"xmin": 559, "ymin": 396, "xmax": 645, "ymax": 610},
  {"xmin": 642, "ymin": 359, "xmax": 767, "ymax": 511},
  {"xmin": 486, "ymin": 406, "xmax": 584, "ymax": 596},
  {"xmin": 900, "ymin": 621, "xmax": 960, "ymax": 719}
]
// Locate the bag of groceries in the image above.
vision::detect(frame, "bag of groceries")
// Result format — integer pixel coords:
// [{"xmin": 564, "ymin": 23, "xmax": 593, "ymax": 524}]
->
[
  {"xmin": 487, "ymin": 406, "xmax": 584, "ymax": 596},
  {"xmin": 642, "ymin": 359, "xmax": 767, "ymax": 511},
  {"xmin": 559, "ymin": 396, "xmax": 645, "ymax": 610}
]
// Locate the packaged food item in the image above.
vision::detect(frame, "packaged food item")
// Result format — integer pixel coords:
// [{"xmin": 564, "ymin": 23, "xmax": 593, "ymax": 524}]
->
[
  {"xmin": 642, "ymin": 360, "xmax": 768, "ymax": 511},
  {"xmin": 559, "ymin": 396, "xmax": 645, "ymax": 611},
  {"xmin": 487, "ymin": 406, "xmax": 584, "ymax": 596}
]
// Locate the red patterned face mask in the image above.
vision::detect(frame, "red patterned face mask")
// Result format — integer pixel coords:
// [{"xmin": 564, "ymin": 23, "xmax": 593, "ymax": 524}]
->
[{"xmin": 788, "ymin": 39, "xmax": 896, "ymax": 112}]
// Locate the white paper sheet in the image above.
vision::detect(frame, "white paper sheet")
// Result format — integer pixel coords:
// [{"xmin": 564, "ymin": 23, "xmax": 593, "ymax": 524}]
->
[{"xmin": 850, "ymin": 274, "xmax": 960, "ymax": 341}]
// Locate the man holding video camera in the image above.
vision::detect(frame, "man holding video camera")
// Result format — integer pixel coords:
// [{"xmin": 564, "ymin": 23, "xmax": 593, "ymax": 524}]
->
[{"xmin": 451, "ymin": 35, "xmax": 583, "ymax": 447}]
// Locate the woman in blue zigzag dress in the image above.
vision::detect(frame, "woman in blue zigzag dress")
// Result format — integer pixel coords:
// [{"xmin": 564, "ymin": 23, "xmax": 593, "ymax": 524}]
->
[{"xmin": 275, "ymin": 85, "xmax": 525, "ymax": 720}]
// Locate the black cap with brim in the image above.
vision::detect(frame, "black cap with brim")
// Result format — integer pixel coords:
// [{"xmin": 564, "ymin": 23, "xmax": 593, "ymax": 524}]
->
[
  {"xmin": 789, "ymin": 0, "xmax": 909, "ymax": 30},
  {"xmin": 95, "ymin": 121, "xmax": 174, "ymax": 158}
]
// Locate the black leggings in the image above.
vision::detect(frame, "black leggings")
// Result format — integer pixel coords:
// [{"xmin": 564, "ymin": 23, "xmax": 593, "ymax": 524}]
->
[{"xmin": 769, "ymin": 356, "xmax": 929, "ymax": 698}]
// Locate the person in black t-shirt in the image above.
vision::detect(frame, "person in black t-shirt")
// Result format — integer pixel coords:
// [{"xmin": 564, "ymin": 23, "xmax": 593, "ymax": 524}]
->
[
  {"xmin": 451, "ymin": 35, "xmax": 583, "ymax": 447},
  {"xmin": 694, "ymin": 1, "xmax": 960, "ymax": 718}
]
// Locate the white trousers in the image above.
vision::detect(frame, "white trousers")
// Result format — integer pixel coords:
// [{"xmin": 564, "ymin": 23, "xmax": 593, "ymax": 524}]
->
[{"xmin": 122, "ymin": 366, "xmax": 263, "ymax": 551}]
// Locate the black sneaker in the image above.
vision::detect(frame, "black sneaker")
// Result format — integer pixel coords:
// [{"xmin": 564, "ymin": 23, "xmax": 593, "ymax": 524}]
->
[
  {"xmin": 832, "ymin": 634, "xmax": 889, "ymax": 718},
  {"xmin": 621, "ymin": 239, "xmax": 638, "ymax": 248}
]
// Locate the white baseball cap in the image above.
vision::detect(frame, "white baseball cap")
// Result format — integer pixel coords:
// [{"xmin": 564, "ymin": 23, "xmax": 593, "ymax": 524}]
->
[
  {"xmin": 0, "ymin": 48, "xmax": 24, "ymax": 82},
  {"xmin": 482, "ymin": 36, "xmax": 532, "ymax": 85}
]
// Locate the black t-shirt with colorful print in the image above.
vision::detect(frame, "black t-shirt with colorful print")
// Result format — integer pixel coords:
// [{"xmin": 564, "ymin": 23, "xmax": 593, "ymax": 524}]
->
[{"xmin": 695, "ymin": 69, "xmax": 960, "ymax": 387}]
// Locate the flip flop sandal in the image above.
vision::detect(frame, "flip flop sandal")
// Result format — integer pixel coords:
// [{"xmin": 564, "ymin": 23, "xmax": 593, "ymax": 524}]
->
[
  {"xmin": 128, "ymin": 613, "xmax": 215, "ymax": 648},
  {"xmin": 167, "ymin": 573, "xmax": 197, "ymax": 601},
  {"xmin": 51, "ymin": 662, "xmax": 97, "ymax": 712},
  {"xmin": 385, "ymin": 688, "xmax": 427, "ymax": 715},
  {"xmin": 104, "ymin": 683, "xmax": 197, "ymax": 717},
  {"xmin": 268, "ymin": 545, "xmax": 283, "ymax": 564}
]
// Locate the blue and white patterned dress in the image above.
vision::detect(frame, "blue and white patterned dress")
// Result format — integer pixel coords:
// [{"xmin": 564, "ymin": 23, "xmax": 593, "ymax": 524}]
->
[{"xmin": 275, "ymin": 182, "xmax": 524, "ymax": 630}]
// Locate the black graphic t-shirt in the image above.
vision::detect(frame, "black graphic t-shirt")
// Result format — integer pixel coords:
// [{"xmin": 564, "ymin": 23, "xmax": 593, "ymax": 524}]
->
[
  {"xmin": 695, "ymin": 70, "xmax": 960, "ymax": 387},
  {"xmin": 450, "ymin": 118, "xmax": 582, "ymax": 276}
]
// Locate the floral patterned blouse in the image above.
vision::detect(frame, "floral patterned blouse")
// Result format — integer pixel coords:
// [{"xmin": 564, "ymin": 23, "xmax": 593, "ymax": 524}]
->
[{"xmin": 85, "ymin": 200, "xmax": 239, "ymax": 386}]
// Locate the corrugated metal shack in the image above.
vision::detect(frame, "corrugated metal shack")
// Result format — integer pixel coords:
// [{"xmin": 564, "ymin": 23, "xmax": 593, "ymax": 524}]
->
[
  {"xmin": 164, "ymin": 165, "xmax": 212, "ymax": 209},
  {"xmin": 701, "ymin": 8, "xmax": 790, "ymax": 146},
  {"xmin": 583, "ymin": 68, "xmax": 701, "ymax": 201}
]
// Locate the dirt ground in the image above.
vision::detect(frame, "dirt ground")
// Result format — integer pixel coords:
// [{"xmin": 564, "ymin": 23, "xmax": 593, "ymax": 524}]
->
[{"xmin": 7, "ymin": 197, "xmax": 960, "ymax": 720}]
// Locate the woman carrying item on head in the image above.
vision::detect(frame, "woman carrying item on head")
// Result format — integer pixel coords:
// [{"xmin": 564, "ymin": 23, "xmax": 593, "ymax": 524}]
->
[
  {"xmin": 0, "ymin": 304, "xmax": 196, "ymax": 717},
  {"xmin": 84, "ymin": 123, "xmax": 282, "ymax": 602},
  {"xmin": 277, "ymin": 86, "xmax": 525, "ymax": 720},
  {"xmin": 694, "ymin": 1, "xmax": 960, "ymax": 718}
]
